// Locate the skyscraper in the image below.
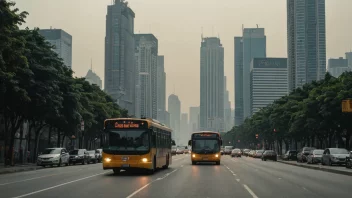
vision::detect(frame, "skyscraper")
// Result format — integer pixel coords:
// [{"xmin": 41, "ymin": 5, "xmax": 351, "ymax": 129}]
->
[
  {"xmin": 327, "ymin": 57, "xmax": 350, "ymax": 78},
  {"xmin": 134, "ymin": 34, "xmax": 158, "ymax": 119},
  {"xmin": 200, "ymin": 37, "xmax": 224, "ymax": 132},
  {"xmin": 224, "ymin": 76, "xmax": 232, "ymax": 131},
  {"xmin": 157, "ymin": 55, "xmax": 166, "ymax": 123},
  {"xmin": 39, "ymin": 29, "xmax": 72, "ymax": 68},
  {"xmin": 234, "ymin": 37, "xmax": 244, "ymax": 126},
  {"xmin": 85, "ymin": 69, "xmax": 102, "ymax": 89},
  {"xmin": 180, "ymin": 113, "xmax": 189, "ymax": 145},
  {"xmin": 104, "ymin": 0, "xmax": 136, "ymax": 115},
  {"xmin": 250, "ymin": 58, "xmax": 288, "ymax": 114},
  {"xmin": 287, "ymin": 0, "xmax": 326, "ymax": 91},
  {"xmin": 189, "ymin": 106, "xmax": 200, "ymax": 132},
  {"xmin": 242, "ymin": 28, "xmax": 266, "ymax": 119},
  {"xmin": 346, "ymin": 52, "xmax": 352, "ymax": 67},
  {"xmin": 168, "ymin": 94, "xmax": 181, "ymax": 143}
]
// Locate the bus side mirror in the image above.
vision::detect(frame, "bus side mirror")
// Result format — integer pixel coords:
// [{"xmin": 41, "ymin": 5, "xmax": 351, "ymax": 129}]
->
[{"xmin": 188, "ymin": 140, "xmax": 191, "ymax": 146}]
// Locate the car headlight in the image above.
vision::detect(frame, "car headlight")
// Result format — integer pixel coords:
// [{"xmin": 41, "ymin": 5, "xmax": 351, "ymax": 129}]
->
[
  {"xmin": 141, "ymin": 158, "xmax": 148, "ymax": 162},
  {"xmin": 105, "ymin": 158, "xmax": 111, "ymax": 162}
]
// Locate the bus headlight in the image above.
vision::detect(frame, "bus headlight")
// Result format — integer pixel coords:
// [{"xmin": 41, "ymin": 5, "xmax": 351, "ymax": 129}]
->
[
  {"xmin": 142, "ymin": 158, "xmax": 148, "ymax": 162},
  {"xmin": 104, "ymin": 158, "xmax": 111, "ymax": 162},
  {"xmin": 192, "ymin": 154, "xmax": 196, "ymax": 158},
  {"xmin": 215, "ymin": 154, "xmax": 219, "ymax": 158}
]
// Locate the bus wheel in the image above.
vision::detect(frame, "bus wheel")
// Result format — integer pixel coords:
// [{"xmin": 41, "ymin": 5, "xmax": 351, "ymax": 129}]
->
[
  {"xmin": 163, "ymin": 155, "xmax": 169, "ymax": 169},
  {"xmin": 192, "ymin": 161, "xmax": 196, "ymax": 165},
  {"xmin": 148, "ymin": 157, "xmax": 156, "ymax": 174},
  {"xmin": 113, "ymin": 168, "xmax": 120, "ymax": 175},
  {"xmin": 216, "ymin": 161, "xmax": 220, "ymax": 165}
]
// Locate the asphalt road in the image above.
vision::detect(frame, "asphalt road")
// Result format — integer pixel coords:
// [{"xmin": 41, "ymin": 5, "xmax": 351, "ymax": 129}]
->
[{"xmin": 0, "ymin": 155, "xmax": 351, "ymax": 198}]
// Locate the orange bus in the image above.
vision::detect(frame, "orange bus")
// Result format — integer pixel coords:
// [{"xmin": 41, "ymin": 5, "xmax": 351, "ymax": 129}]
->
[
  {"xmin": 102, "ymin": 118, "xmax": 172, "ymax": 174},
  {"xmin": 188, "ymin": 131, "xmax": 222, "ymax": 165}
]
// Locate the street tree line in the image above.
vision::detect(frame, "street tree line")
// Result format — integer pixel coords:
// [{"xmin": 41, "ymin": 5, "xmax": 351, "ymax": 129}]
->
[
  {"xmin": 224, "ymin": 72, "xmax": 352, "ymax": 153},
  {"xmin": 0, "ymin": 1, "xmax": 127, "ymax": 165}
]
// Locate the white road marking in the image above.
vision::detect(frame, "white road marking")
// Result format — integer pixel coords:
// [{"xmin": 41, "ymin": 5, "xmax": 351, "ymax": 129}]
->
[
  {"xmin": 180, "ymin": 165, "xmax": 184, "ymax": 167},
  {"xmin": 0, "ymin": 174, "xmax": 57, "ymax": 186},
  {"xmin": 230, "ymin": 170, "xmax": 234, "ymax": 174},
  {"xmin": 126, "ymin": 183, "xmax": 151, "ymax": 198},
  {"xmin": 11, "ymin": 172, "xmax": 107, "ymax": 198},
  {"xmin": 126, "ymin": 169, "xmax": 178, "ymax": 198},
  {"xmin": 233, "ymin": 173, "xmax": 237, "ymax": 176},
  {"xmin": 243, "ymin": 184, "xmax": 259, "ymax": 198},
  {"xmin": 278, "ymin": 178, "xmax": 282, "ymax": 180},
  {"xmin": 236, "ymin": 179, "xmax": 240, "ymax": 182}
]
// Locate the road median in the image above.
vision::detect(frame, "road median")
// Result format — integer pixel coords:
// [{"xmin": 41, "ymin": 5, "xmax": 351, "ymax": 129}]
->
[{"xmin": 277, "ymin": 160, "xmax": 352, "ymax": 176}]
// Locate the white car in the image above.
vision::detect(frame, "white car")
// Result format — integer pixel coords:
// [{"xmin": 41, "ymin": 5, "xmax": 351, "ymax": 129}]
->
[{"xmin": 37, "ymin": 148, "xmax": 70, "ymax": 167}]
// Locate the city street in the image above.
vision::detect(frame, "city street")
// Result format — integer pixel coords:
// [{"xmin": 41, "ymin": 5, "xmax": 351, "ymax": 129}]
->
[{"xmin": 0, "ymin": 155, "xmax": 351, "ymax": 198}]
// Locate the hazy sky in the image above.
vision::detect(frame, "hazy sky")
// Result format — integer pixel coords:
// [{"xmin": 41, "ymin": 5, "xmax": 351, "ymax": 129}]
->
[{"xmin": 14, "ymin": 0, "xmax": 352, "ymax": 114}]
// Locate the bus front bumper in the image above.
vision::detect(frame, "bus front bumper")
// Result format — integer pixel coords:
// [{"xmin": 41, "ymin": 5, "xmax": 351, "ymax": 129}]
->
[
  {"xmin": 103, "ymin": 161, "xmax": 152, "ymax": 170},
  {"xmin": 191, "ymin": 153, "xmax": 221, "ymax": 162}
]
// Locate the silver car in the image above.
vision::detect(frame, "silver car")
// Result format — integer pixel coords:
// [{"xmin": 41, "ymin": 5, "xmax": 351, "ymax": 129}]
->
[
  {"xmin": 307, "ymin": 149, "xmax": 324, "ymax": 164},
  {"xmin": 37, "ymin": 148, "xmax": 70, "ymax": 167},
  {"xmin": 322, "ymin": 148, "xmax": 350, "ymax": 166}
]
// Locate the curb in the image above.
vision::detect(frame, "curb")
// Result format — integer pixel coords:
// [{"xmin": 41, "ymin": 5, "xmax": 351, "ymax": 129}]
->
[
  {"xmin": 277, "ymin": 160, "xmax": 352, "ymax": 176},
  {"xmin": 0, "ymin": 166, "xmax": 44, "ymax": 175}
]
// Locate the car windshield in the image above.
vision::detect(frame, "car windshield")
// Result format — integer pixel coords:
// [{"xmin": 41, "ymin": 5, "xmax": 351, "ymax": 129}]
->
[
  {"xmin": 313, "ymin": 150, "xmax": 324, "ymax": 154},
  {"xmin": 233, "ymin": 149, "xmax": 241, "ymax": 152},
  {"xmin": 42, "ymin": 149, "xmax": 61, "ymax": 154},
  {"xmin": 87, "ymin": 151, "xmax": 95, "ymax": 154},
  {"xmin": 330, "ymin": 148, "xmax": 349, "ymax": 154},
  {"xmin": 69, "ymin": 150, "xmax": 79, "ymax": 155},
  {"xmin": 193, "ymin": 139, "xmax": 220, "ymax": 153},
  {"xmin": 225, "ymin": 146, "xmax": 233, "ymax": 150},
  {"xmin": 107, "ymin": 129, "xmax": 149, "ymax": 151},
  {"xmin": 256, "ymin": 150, "xmax": 264, "ymax": 153}
]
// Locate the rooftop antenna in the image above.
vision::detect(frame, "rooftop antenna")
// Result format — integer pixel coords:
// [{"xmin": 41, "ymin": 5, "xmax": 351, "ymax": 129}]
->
[
  {"xmin": 201, "ymin": 26, "xmax": 203, "ymax": 41},
  {"xmin": 90, "ymin": 58, "xmax": 93, "ymax": 71},
  {"xmin": 256, "ymin": 24, "xmax": 259, "ymax": 28}
]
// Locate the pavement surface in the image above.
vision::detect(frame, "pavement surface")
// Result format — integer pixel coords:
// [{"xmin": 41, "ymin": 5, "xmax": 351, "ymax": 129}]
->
[
  {"xmin": 0, "ymin": 164, "xmax": 43, "ymax": 175},
  {"xmin": 0, "ymin": 155, "xmax": 351, "ymax": 198}
]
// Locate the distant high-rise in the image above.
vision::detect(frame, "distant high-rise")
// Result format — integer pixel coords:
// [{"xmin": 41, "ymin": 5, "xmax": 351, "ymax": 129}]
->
[
  {"xmin": 104, "ymin": 0, "xmax": 136, "ymax": 115},
  {"xmin": 157, "ymin": 55, "xmax": 166, "ymax": 123},
  {"xmin": 287, "ymin": 0, "xmax": 326, "ymax": 91},
  {"xmin": 85, "ymin": 69, "xmax": 102, "ymax": 89},
  {"xmin": 234, "ymin": 37, "xmax": 244, "ymax": 126},
  {"xmin": 189, "ymin": 106, "xmax": 200, "ymax": 132},
  {"xmin": 200, "ymin": 37, "xmax": 224, "ymax": 132},
  {"xmin": 346, "ymin": 52, "xmax": 352, "ymax": 67},
  {"xmin": 39, "ymin": 29, "xmax": 72, "ymax": 68},
  {"xmin": 134, "ymin": 34, "xmax": 158, "ymax": 119},
  {"xmin": 224, "ymin": 76, "xmax": 232, "ymax": 131},
  {"xmin": 242, "ymin": 28, "xmax": 266, "ymax": 119},
  {"xmin": 180, "ymin": 113, "xmax": 189, "ymax": 145},
  {"xmin": 168, "ymin": 94, "xmax": 181, "ymax": 143},
  {"xmin": 250, "ymin": 58, "xmax": 288, "ymax": 115},
  {"xmin": 327, "ymin": 57, "xmax": 350, "ymax": 78}
]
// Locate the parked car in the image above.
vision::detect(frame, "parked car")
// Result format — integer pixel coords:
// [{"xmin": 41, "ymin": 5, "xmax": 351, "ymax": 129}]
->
[
  {"xmin": 297, "ymin": 147, "xmax": 316, "ymax": 162},
  {"xmin": 171, "ymin": 146, "xmax": 177, "ymax": 155},
  {"xmin": 282, "ymin": 150, "xmax": 297, "ymax": 161},
  {"xmin": 87, "ymin": 150, "xmax": 98, "ymax": 163},
  {"xmin": 95, "ymin": 149, "xmax": 102, "ymax": 163},
  {"xmin": 231, "ymin": 148, "xmax": 242, "ymax": 157},
  {"xmin": 346, "ymin": 152, "xmax": 352, "ymax": 169},
  {"xmin": 262, "ymin": 150, "xmax": 277, "ymax": 161},
  {"xmin": 243, "ymin": 149, "xmax": 251, "ymax": 157},
  {"xmin": 322, "ymin": 148, "xmax": 350, "ymax": 166},
  {"xmin": 69, "ymin": 149, "xmax": 89, "ymax": 165},
  {"xmin": 37, "ymin": 148, "xmax": 69, "ymax": 167},
  {"xmin": 306, "ymin": 149, "xmax": 324, "ymax": 164}
]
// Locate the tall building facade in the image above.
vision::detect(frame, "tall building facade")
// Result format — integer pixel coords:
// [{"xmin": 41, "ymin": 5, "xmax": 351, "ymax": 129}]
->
[
  {"xmin": 39, "ymin": 29, "xmax": 72, "ymax": 68},
  {"xmin": 234, "ymin": 37, "xmax": 244, "ymax": 126},
  {"xmin": 104, "ymin": 0, "xmax": 136, "ymax": 115},
  {"xmin": 85, "ymin": 69, "xmax": 102, "ymax": 89},
  {"xmin": 189, "ymin": 106, "xmax": 200, "ymax": 132},
  {"xmin": 180, "ymin": 113, "xmax": 189, "ymax": 146},
  {"xmin": 346, "ymin": 52, "xmax": 352, "ymax": 67},
  {"xmin": 200, "ymin": 37, "xmax": 224, "ymax": 132},
  {"xmin": 224, "ymin": 76, "xmax": 232, "ymax": 131},
  {"xmin": 242, "ymin": 28, "xmax": 266, "ymax": 119},
  {"xmin": 134, "ymin": 34, "xmax": 158, "ymax": 119},
  {"xmin": 327, "ymin": 57, "xmax": 350, "ymax": 78},
  {"xmin": 287, "ymin": 0, "xmax": 326, "ymax": 91},
  {"xmin": 250, "ymin": 58, "xmax": 288, "ymax": 115},
  {"xmin": 157, "ymin": 55, "xmax": 167, "ymax": 123},
  {"xmin": 168, "ymin": 94, "xmax": 181, "ymax": 143}
]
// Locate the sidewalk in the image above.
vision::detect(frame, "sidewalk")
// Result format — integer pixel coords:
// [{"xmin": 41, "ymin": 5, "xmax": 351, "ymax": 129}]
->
[
  {"xmin": 277, "ymin": 159, "xmax": 352, "ymax": 176},
  {"xmin": 0, "ymin": 163, "xmax": 43, "ymax": 175}
]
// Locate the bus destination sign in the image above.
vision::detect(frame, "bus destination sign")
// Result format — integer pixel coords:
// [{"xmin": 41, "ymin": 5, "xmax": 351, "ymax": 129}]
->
[
  {"xmin": 192, "ymin": 133, "xmax": 219, "ymax": 138},
  {"xmin": 115, "ymin": 123, "xmax": 140, "ymax": 128},
  {"xmin": 105, "ymin": 120, "xmax": 148, "ymax": 129}
]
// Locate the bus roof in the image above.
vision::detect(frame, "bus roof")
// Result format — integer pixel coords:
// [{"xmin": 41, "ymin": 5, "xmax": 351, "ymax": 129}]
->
[{"xmin": 104, "ymin": 117, "xmax": 172, "ymax": 132}]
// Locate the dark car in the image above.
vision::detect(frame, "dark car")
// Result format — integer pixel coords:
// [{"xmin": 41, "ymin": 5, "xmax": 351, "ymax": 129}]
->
[
  {"xmin": 297, "ymin": 147, "xmax": 316, "ymax": 162},
  {"xmin": 87, "ymin": 150, "xmax": 98, "ymax": 164},
  {"xmin": 282, "ymin": 150, "xmax": 297, "ymax": 161},
  {"xmin": 262, "ymin": 150, "xmax": 277, "ymax": 161},
  {"xmin": 346, "ymin": 151, "xmax": 352, "ymax": 169},
  {"xmin": 69, "ymin": 149, "xmax": 89, "ymax": 165}
]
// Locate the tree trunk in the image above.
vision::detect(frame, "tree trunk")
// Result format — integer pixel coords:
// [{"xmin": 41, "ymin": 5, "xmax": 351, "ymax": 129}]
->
[
  {"xmin": 19, "ymin": 124, "xmax": 24, "ymax": 164},
  {"xmin": 27, "ymin": 122, "xmax": 33, "ymax": 162},
  {"xmin": 57, "ymin": 131, "xmax": 61, "ymax": 147},
  {"xmin": 48, "ymin": 127, "xmax": 52, "ymax": 147},
  {"xmin": 61, "ymin": 135, "xmax": 65, "ymax": 148}
]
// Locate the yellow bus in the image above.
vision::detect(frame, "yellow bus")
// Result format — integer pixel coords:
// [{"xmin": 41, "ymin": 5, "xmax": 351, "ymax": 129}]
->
[
  {"xmin": 188, "ymin": 131, "xmax": 222, "ymax": 165},
  {"xmin": 102, "ymin": 118, "xmax": 172, "ymax": 174}
]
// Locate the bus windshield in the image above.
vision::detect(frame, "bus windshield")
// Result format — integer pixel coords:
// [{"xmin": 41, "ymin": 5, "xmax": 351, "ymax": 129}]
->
[
  {"xmin": 192, "ymin": 139, "xmax": 220, "ymax": 154},
  {"xmin": 106, "ymin": 129, "xmax": 150, "ymax": 151}
]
